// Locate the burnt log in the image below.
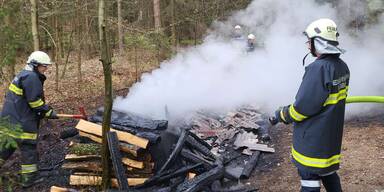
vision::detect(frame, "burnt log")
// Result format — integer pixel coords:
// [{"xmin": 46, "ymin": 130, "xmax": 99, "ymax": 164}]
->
[
  {"xmin": 107, "ymin": 132, "xmax": 129, "ymax": 190},
  {"xmin": 60, "ymin": 127, "xmax": 79, "ymax": 139},
  {"xmin": 180, "ymin": 149, "xmax": 214, "ymax": 170},
  {"xmin": 175, "ymin": 164, "xmax": 224, "ymax": 192},
  {"xmin": 240, "ymin": 151, "xmax": 261, "ymax": 179},
  {"xmin": 91, "ymin": 116, "xmax": 161, "ymax": 144},
  {"xmin": 185, "ymin": 135, "xmax": 215, "ymax": 160},
  {"xmin": 158, "ymin": 129, "xmax": 188, "ymax": 174},
  {"xmin": 135, "ymin": 163, "xmax": 203, "ymax": 189},
  {"xmin": 188, "ymin": 131, "xmax": 212, "ymax": 150},
  {"xmin": 93, "ymin": 108, "xmax": 168, "ymax": 130}
]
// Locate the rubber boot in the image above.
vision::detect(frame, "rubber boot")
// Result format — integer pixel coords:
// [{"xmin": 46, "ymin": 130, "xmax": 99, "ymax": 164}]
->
[{"xmin": 20, "ymin": 172, "xmax": 44, "ymax": 188}]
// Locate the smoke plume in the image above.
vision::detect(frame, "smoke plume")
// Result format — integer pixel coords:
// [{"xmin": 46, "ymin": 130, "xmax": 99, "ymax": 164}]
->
[{"xmin": 114, "ymin": 0, "xmax": 384, "ymax": 120}]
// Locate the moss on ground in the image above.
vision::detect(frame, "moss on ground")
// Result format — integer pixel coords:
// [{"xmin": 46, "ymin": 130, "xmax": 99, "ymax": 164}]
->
[{"xmin": 69, "ymin": 143, "xmax": 101, "ymax": 156}]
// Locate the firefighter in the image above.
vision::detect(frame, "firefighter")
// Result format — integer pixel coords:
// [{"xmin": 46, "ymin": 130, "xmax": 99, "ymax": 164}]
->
[
  {"xmin": 0, "ymin": 51, "xmax": 58, "ymax": 187},
  {"xmin": 246, "ymin": 33, "xmax": 256, "ymax": 52},
  {"xmin": 232, "ymin": 25, "xmax": 244, "ymax": 40},
  {"xmin": 272, "ymin": 18, "xmax": 349, "ymax": 192}
]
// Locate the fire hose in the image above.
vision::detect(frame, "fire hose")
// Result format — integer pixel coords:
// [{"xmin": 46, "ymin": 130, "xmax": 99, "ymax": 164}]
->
[
  {"xmin": 346, "ymin": 96, "xmax": 384, "ymax": 104},
  {"xmin": 269, "ymin": 96, "xmax": 384, "ymax": 125}
]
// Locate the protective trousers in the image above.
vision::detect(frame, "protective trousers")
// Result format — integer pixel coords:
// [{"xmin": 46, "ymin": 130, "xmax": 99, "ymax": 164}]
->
[
  {"xmin": 0, "ymin": 119, "xmax": 39, "ymax": 175},
  {"xmin": 298, "ymin": 169, "xmax": 342, "ymax": 192}
]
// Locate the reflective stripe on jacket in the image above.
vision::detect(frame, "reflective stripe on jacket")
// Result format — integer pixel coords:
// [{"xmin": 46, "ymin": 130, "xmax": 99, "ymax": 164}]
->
[
  {"xmin": 289, "ymin": 54, "xmax": 350, "ymax": 174},
  {"xmin": 1, "ymin": 68, "xmax": 51, "ymax": 137}
]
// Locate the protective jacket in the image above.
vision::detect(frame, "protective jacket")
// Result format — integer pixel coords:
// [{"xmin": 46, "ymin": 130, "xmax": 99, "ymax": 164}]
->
[
  {"xmin": 279, "ymin": 54, "xmax": 350, "ymax": 174},
  {"xmin": 1, "ymin": 66, "xmax": 53, "ymax": 140}
]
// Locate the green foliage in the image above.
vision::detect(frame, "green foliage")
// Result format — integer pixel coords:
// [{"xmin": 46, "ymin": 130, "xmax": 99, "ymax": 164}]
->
[
  {"xmin": 124, "ymin": 31, "xmax": 171, "ymax": 51},
  {"xmin": 69, "ymin": 143, "xmax": 101, "ymax": 156},
  {"xmin": 0, "ymin": 0, "xmax": 31, "ymax": 68},
  {"xmin": 0, "ymin": 117, "xmax": 22, "ymax": 151}
]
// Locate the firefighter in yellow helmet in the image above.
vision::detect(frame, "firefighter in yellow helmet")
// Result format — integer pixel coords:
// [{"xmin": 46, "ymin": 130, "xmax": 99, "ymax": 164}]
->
[
  {"xmin": 0, "ymin": 51, "xmax": 58, "ymax": 187},
  {"xmin": 272, "ymin": 18, "xmax": 349, "ymax": 192}
]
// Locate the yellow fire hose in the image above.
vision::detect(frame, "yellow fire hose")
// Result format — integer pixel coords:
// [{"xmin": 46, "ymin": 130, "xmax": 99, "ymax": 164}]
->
[{"xmin": 346, "ymin": 96, "xmax": 384, "ymax": 104}]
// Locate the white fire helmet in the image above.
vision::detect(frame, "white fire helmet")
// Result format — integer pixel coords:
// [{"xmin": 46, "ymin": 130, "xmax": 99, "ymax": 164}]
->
[
  {"xmin": 303, "ymin": 18, "xmax": 339, "ymax": 42},
  {"xmin": 248, "ymin": 34, "xmax": 255, "ymax": 40},
  {"xmin": 27, "ymin": 51, "xmax": 52, "ymax": 65},
  {"xmin": 234, "ymin": 25, "xmax": 242, "ymax": 30}
]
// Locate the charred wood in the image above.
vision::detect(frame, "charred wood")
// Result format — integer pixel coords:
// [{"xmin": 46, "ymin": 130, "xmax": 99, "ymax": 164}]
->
[
  {"xmin": 180, "ymin": 149, "xmax": 214, "ymax": 170},
  {"xmin": 107, "ymin": 132, "xmax": 129, "ymax": 190},
  {"xmin": 240, "ymin": 151, "xmax": 261, "ymax": 179},
  {"xmin": 93, "ymin": 108, "xmax": 168, "ymax": 130},
  {"xmin": 175, "ymin": 164, "xmax": 224, "ymax": 192},
  {"xmin": 135, "ymin": 163, "xmax": 203, "ymax": 189},
  {"xmin": 158, "ymin": 129, "xmax": 188, "ymax": 174},
  {"xmin": 185, "ymin": 135, "xmax": 216, "ymax": 160}
]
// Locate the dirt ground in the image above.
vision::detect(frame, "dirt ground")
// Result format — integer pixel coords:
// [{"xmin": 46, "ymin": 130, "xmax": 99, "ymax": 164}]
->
[
  {"xmin": 253, "ymin": 114, "xmax": 384, "ymax": 192},
  {"xmin": 1, "ymin": 55, "xmax": 383, "ymax": 191}
]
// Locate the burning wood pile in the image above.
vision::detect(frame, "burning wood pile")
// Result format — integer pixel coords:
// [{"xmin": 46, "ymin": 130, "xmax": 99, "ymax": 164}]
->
[{"xmin": 59, "ymin": 106, "xmax": 274, "ymax": 191}]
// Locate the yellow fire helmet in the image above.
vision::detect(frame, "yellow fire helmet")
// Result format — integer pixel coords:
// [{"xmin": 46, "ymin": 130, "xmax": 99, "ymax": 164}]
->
[{"xmin": 303, "ymin": 18, "xmax": 339, "ymax": 42}]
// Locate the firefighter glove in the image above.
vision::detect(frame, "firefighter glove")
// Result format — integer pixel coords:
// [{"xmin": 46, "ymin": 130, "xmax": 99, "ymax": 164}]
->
[
  {"xmin": 274, "ymin": 105, "xmax": 291, "ymax": 124},
  {"xmin": 48, "ymin": 111, "xmax": 58, "ymax": 119}
]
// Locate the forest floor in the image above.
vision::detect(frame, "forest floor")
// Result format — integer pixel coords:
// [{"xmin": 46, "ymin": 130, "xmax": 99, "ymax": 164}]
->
[{"xmin": 0, "ymin": 54, "xmax": 383, "ymax": 192}]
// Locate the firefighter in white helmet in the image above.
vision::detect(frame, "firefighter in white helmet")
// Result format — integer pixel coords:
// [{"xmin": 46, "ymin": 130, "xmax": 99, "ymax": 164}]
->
[
  {"xmin": 272, "ymin": 18, "xmax": 349, "ymax": 192},
  {"xmin": 1, "ymin": 51, "xmax": 58, "ymax": 187},
  {"xmin": 232, "ymin": 25, "xmax": 243, "ymax": 40},
  {"xmin": 246, "ymin": 33, "xmax": 256, "ymax": 52}
]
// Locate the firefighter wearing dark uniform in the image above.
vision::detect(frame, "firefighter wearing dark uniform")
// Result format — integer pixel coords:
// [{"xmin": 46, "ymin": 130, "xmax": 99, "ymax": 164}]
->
[
  {"xmin": 273, "ymin": 19, "xmax": 349, "ymax": 192},
  {"xmin": 0, "ymin": 51, "xmax": 58, "ymax": 187},
  {"xmin": 246, "ymin": 33, "xmax": 256, "ymax": 53}
]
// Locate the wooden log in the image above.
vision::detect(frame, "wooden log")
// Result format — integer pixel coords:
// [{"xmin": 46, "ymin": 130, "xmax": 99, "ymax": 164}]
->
[
  {"xmin": 50, "ymin": 186, "xmax": 78, "ymax": 192},
  {"xmin": 62, "ymin": 161, "xmax": 102, "ymax": 172},
  {"xmin": 65, "ymin": 154, "xmax": 101, "ymax": 161},
  {"xmin": 108, "ymin": 131, "xmax": 129, "ymax": 190},
  {"xmin": 76, "ymin": 119, "xmax": 148, "ymax": 148},
  {"xmin": 240, "ymin": 151, "xmax": 261, "ymax": 179},
  {"xmin": 188, "ymin": 172, "xmax": 196, "ymax": 180},
  {"xmin": 69, "ymin": 175, "xmax": 147, "ymax": 187},
  {"xmin": 122, "ymin": 158, "xmax": 144, "ymax": 169},
  {"xmin": 79, "ymin": 131, "xmax": 138, "ymax": 157}
]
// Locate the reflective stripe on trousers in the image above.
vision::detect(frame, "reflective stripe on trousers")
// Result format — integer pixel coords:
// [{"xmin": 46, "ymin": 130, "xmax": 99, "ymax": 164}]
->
[
  {"xmin": 301, "ymin": 180, "xmax": 321, "ymax": 188},
  {"xmin": 21, "ymin": 164, "xmax": 38, "ymax": 174}
]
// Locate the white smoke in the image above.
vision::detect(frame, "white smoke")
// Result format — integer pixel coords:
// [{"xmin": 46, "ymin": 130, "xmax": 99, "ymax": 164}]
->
[{"xmin": 114, "ymin": 0, "xmax": 384, "ymax": 120}]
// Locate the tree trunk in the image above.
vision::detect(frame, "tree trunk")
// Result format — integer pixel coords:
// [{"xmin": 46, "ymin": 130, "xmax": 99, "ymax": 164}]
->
[
  {"xmin": 153, "ymin": 0, "xmax": 161, "ymax": 32},
  {"xmin": 54, "ymin": 12, "xmax": 61, "ymax": 91},
  {"xmin": 98, "ymin": 0, "xmax": 112, "ymax": 190},
  {"xmin": 3, "ymin": 13, "xmax": 15, "ymax": 82},
  {"xmin": 117, "ymin": 0, "xmax": 123, "ymax": 56},
  {"xmin": 77, "ymin": 0, "xmax": 83, "ymax": 84},
  {"xmin": 170, "ymin": 0, "xmax": 177, "ymax": 53},
  {"xmin": 30, "ymin": 0, "xmax": 39, "ymax": 51}
]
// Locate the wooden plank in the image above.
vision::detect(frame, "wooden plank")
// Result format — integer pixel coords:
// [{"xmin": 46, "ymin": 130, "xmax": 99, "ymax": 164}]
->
[
  {"xmin": 122, "ymin": 158, "xmax": 144, "ymax": 169},
  {"xmin": 65, "ymin": 154, "xmax": 100, "ymax": 161},
  {"xmin": 62, "ymin": 161, "xmax": 102, "ymax": 172},
  {"xmin": 79, "ymin": 131, "xmax": 102, "ymax": 143},
  {"xmin": 79, "ymin": 131, "xmax": 138, "ymax": 157},
  {"xmin": 119, "ymin": 142, "xmax": 138, "ymax": 157},
  {"xmin": 76, "ymin": 119, "xmax": 149, "ymax": 148},
  {"xmin": 50, "ymin": 186, "xmax": 78, "ymax": 192},
  {"xmin": 188, "ymin": 172, "xmax": 196, "ymax": 180},
  {"xmin": 108, "ymin": 131, "xmax": 129, "ymax": 190},
  {"xmin": 69, "ymin": 175, "xmax": 147, "ymax": 187}
]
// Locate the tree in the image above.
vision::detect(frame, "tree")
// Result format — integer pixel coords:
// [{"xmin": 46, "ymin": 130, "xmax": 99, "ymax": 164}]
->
[
  {"xmin": 98, "ymin": 0, "xmax": 113, "ymax": 190},
  {"xmin": 30, "ymin": 0, "xmax": 39, "ymax": 51},
  {"xmin": 153, "ymin": 0, "xmax": 161, "ymax": 32},
  {"xmin": 117, "ymin": 0, "xmax": 123, "ymax": 55}
]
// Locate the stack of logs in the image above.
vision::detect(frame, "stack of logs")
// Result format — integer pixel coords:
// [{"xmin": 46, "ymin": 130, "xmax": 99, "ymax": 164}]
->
[
  {"xmin": 62, "ymin": 109, "xmax": 168, "ymax": 190},
  {"xmin": 59, "ymin": 106, "xmax": 275, "ymax": 191}
]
